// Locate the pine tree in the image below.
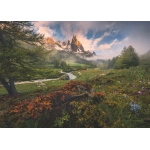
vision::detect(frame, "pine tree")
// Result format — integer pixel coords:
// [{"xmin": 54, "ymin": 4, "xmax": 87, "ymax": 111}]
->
[
  {"xmin": 54, "ymin": 57, "xmax": 60, "ymax": 68},
  {"xmin": 0, "ymin": 21, "xmax": 45, "ymax": 95},
  {"xmin": 114, "ymin": 46, "xmax": 140, "ymax": 69}
]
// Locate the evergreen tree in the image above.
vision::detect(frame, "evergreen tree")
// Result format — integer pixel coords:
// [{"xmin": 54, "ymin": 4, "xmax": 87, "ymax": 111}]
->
[
  {"xmin": 54, "ymin": 57, "xmax": 60, "ymax": 68},
  {"xmin": 0, "ymin": 21, "xmax": 44, "ymax": 95},
  {"xmin": 60, "ymin": 61, "xmax": 67, "ymax": 70},
  {"xmin": 99, "ymin": 57, "xmax": 117, "ymax": 70},
  {"xmin": 114, "ymin": 46, "xmax": 140, "ymax": 69},
  {"xmin": 67, "ymin": 64, "xmax": 70, "ymax": 72}
]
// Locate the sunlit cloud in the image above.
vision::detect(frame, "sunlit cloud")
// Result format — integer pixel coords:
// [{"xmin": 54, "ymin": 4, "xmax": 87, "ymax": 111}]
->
[{"xmin": 33, "ymin": 21, "xmax": 150, "ymax": 59}]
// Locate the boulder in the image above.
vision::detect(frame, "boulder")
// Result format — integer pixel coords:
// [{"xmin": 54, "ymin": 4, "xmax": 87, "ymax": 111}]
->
[
  {"xmin": 78, "ymin": 72, "xmax": 82, "ymax": 76},
  {"xmin": 59, "ymin": 74, "xmax": 70, "ymax": 80}
]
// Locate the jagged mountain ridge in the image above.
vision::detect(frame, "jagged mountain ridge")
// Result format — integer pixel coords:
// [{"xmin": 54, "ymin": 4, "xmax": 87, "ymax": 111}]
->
[{"xmin": 44, "ymin": 35, "xmax": 96, "ymax": 58}]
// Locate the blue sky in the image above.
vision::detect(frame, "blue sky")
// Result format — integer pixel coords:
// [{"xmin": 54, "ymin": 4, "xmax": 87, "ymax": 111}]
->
[{"xmin": 34, "ymin": 21, "xmax": 150, "ymax": 59}]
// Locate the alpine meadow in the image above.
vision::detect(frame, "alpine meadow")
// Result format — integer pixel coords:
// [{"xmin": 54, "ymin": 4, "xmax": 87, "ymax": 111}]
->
[{"xmin": 0, "ymin": 21, "xmax": 150, "ymax": 128}]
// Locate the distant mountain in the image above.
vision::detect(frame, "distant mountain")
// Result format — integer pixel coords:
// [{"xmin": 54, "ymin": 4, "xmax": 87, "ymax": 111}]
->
[
  {"xmin": 43, "ymin": 35, "xmax": 96, "ymax": 58},
  {"xmin": 139, "ymin": 50, "xmax": 150, "ymax": 66},
  {"xmin": 48, "ymin": 49, "xmax": 92, "ymax": 64},
  {"xmin": 140, "ymin": 50, "xmax": 150, "ymax": 60},
  {"xmin": 18, "ymin": 36, "xmax": 98, "ymax": 65},
  {"xmin": 71, "ymin": 35, "xmax": 84, "ymax": 52},
  {"xmin": 90, "ymin": 59, "xmax": 105, "ymax": 65}
]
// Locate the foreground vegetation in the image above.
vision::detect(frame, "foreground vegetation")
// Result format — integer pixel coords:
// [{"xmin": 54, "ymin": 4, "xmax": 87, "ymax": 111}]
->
[
  {"xmin": 0, "ymin": 21, "xmax": 150, "ymax": 128},
  {"xmin": 0, "ymin": 67, "xmax": 150, "ymax": 127}
]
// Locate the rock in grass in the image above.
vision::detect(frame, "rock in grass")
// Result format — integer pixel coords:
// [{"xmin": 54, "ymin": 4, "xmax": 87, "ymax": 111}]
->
[{"xmin": 59, "ymin": 74, "xmax": 70, "ymax": 80}]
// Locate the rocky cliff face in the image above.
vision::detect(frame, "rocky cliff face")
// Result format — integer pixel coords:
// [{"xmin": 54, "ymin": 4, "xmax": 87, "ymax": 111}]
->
[
  {"xmin": 44, "ymin": 37, "xmax": 55, "ymax": 44},
  {"xmin": 71, "ymin": 35, "xmax": 84, "ymax": 52},
  {"xmin": 44, "ymin": 35, "xmax": 96, "ymax": 57}
]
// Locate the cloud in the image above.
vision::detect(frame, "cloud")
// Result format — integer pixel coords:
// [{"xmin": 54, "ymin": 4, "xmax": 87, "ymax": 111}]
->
[
  {"xmin": 71, "ymin": 31, "xmax": 111, "ymax": 51},
  {"xmin": 98, "ymin": 37, "xmax": 128, "ymax": 51},
  {"xmin": 126, "ymin": 24, "xmax": 150, "ymax": 54},
  {"xmin": 34, "ymin": 22, "xmax": 56, "ymax": 38},
  {"xmin": 75, "ymin": 34, "xmax": 92, "ymax": 50},
  {"xmin": 33, "ymin": 21, "xmax": 150, "ymax": 59},
  {"xmin": 91, "ymin": 32, "xmax": 110, "ymax": 49},
  {"xmin": 93, "ymin": 37, "xmax": 129, "ymax": 59},
  {"xmin": 98, "ymin": 39, "xmax": 118, "ymax": 50},
  {"xmin": 37, "ymin": 26, "xmax": 54, "ymax": 37},
  {"xmin": 34, "ymin": 21, "xmax": 114, "ymax": 39}
]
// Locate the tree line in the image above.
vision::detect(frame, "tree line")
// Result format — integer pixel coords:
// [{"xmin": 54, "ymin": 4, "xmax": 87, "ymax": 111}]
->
[
  {"xmin": 99, "ymin": 46, "xmax": 140, "ymax": 70},
  {"xmin": 53, "ymin": 57, "xmax": 71, "ymax": 72}
]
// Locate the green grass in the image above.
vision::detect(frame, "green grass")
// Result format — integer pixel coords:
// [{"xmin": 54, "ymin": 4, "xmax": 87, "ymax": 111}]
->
[
  {"xmin": 0, "ymin": 80, "xmax": 69, "ymax": 96},
  {"xmin": 0, "ymin": 66, "xmax": 100, "ymax": 96},
  {"xmin": 72, "ymin": 68, "xmax": 109, "ymax": 81},
  {"xmin": 68, "ymin": 62, "xmax": 89, "ymax": 67},
  {"xmin": 1, "ymin": 67, "xmax": 150, "ymax": 127},
  {"xmin": 0, "ymin": 67, "xmax": 103, "ymax": 96},
  {"xmin": 0, "ymin": 86, "xmax": 8, "ymax": 95}
]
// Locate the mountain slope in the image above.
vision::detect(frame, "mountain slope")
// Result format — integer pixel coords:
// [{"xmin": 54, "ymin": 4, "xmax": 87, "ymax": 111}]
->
[
  {"xmin": 139, "ymin": 50, "xmax": 150, "ymax": 67},
  {"xmin": 44, "ymin": 35, "xmax": 96, "ymax": 58},
  {"xmin": 48, "ymin": 49, "xmax": 91, "ymax": 64},
  {"xmin": 140, "ymin": 50, "xmax": 150, "ymax": 60}
]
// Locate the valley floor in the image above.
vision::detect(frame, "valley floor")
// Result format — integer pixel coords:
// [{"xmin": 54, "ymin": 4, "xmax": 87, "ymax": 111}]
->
[{"xmin": 0, "ymin": 68, "xmax": 150, "ymax": 127}]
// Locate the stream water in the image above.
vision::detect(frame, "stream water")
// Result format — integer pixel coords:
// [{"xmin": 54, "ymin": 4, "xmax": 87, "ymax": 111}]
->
[
  {"xmin": 0, "ymin": 71, "xmax": 77, "ymax": 86},
  {"xmin": 61, "ymin": 71, "xmax": 77, "ymax": 80}
]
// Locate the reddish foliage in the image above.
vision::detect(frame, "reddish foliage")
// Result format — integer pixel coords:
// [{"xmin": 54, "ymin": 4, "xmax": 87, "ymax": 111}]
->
[
  {"xmin": 8, "ymin": 81, "xmax": 92, "ymax": 119},
  {"xmin": 63, "ymin": 81, "xmax": 92, "ymax": 92},
  {"xmin": 92, "ymin": 92, "xmax": 105, "ymax": 103},
  {"xmin": 9, "ymin": 96, "xmax": 52, "ymax": 118},
  {"xmin": 93, "ymin": 92, "xmax": 105, "ymax": 98}
]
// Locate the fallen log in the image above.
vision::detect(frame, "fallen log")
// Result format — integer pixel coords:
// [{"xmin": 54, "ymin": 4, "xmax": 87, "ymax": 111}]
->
[{"xmin": 53, "ymin": 91, "xmax": 91, "ymax": 107}]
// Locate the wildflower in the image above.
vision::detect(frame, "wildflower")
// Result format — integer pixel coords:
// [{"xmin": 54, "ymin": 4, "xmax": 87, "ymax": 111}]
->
[
  {"xmin": 123, "ymin": 93, "xmax": 127, "ymax": 98},
  {"xmin": 142, "ymin": 86, "xmax": 145, "ymax": 90},
  {"xmin": 138, "ymin": 91, "xmax": 142, "ymax": 95},
  {"xmin": 133, "ymin": 84, "xmax": 136, "ymax": 88},
  {"xmin": 130, "ymin": 100, "xmax": 141, "ymax": 114},
  {"xmin": 114, "ymin": 91, "xmax": 118, "ymax": 95},
  {"xmin": 139, "ymin": 81, "xmax": 142, "ymax": 83}
]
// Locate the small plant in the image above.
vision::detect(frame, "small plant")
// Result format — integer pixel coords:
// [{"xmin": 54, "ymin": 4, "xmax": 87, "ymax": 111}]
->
[
  {"xmin": 92, "ymin": 92, "xmax": 105, "ymax": 103},
  {"xmin": 130, "ymin": 100, "xmax": 141, "ymax": 114},
  {"xmin": 54, "ymin": 110, "xmax": 70, "ymax": 127}
]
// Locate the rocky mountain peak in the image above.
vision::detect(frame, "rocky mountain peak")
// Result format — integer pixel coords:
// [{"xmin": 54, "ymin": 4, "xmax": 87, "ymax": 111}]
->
[
  {"xmin": 71, "ymin": 35, "xmax": 84, "ymax": 52},
  {"xmin": 43, "ymin": 35, "xmax": 96, "ymax": 57},
  {"xmin": 44, "ymin": 37, "xmax": 55, "ymax": 44},
  {"xmin": 93, "ymin": 51, "xmax": 96, "ymax": 55}
]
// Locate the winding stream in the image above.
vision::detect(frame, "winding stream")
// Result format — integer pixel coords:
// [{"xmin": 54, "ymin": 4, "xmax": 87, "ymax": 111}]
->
[
  {"xmin": 60, "ymin": 71, "xmax": 77, "ymax": 80},
  {"xmin": 0, "ymin": 71, "xmax": 77, "ymax": 86}
]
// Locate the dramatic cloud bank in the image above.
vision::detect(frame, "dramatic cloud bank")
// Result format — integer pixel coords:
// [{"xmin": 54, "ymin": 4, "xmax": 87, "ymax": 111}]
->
[{"xmin": 34, "ymin": 21, "xmax": 150, "ymax": 59}]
